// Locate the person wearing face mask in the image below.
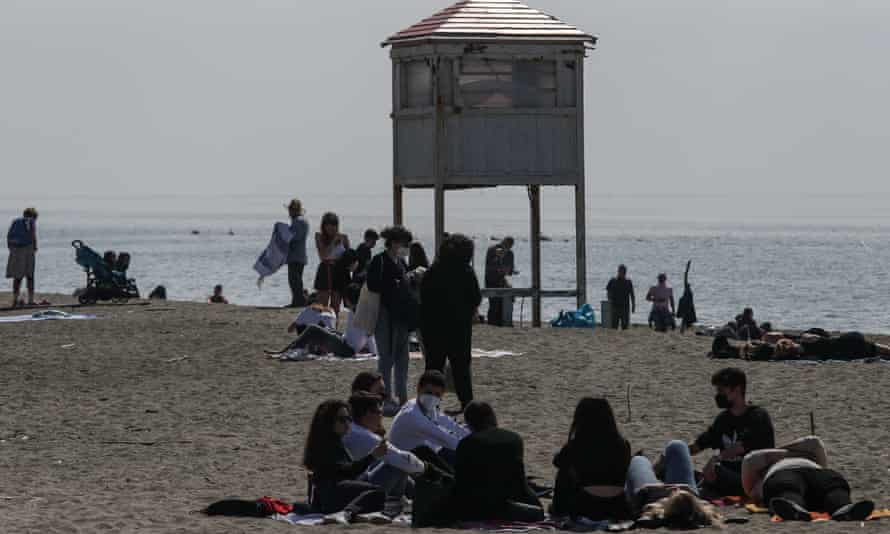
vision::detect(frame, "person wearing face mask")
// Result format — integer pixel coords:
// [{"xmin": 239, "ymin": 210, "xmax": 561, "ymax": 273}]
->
[
  {"xmin": 687, "ymin": 367, "xmax": 775, "ymax": 497},
  {"xmin": 388, "ymin": 371, "xmax": 470, "ymax": 468},
  {"xmin": 366, "ymin": 226, "xmax": 418, "ymax": 413}
]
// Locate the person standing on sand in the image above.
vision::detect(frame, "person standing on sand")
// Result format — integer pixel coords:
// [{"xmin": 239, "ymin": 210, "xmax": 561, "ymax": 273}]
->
[
  {"xmin": 484, "ymin": 237, "xmax": 516, "ymax": 327},
  {"xmin": 646, "ymin": 273, "xmax": 675, "ymax": 332},
  {"xmin": 287, "ymin": 199, "xmax": 310, "ymax": 308},
  {"xmin": 6, "ymin": 207, "xmax": 38, "ymax": 307},
  {"xmin": 420, "ymin": 233, "xmax": 482, "ymax": 412},
  {"xmin": 314, "ymin": 212, "xmax": 350, "ymax": 312},
  {"xmin": 606, "ymin": 265, "xmax": 635, "ymax": 330}
]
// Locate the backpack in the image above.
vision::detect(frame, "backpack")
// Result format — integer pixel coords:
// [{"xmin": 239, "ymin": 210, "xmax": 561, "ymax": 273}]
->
[{"xmin": 7, "ymin": 218, "xmax": 33, "ymax": 247}]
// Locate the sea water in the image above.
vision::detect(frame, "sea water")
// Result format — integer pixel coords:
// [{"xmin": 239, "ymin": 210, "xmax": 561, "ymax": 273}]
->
[{"xmin": 2, "ymin": 190, "xmax": 888, "ymax": 333}]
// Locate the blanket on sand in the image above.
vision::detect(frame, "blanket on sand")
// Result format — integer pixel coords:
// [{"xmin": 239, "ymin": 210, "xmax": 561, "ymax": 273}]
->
[
  {"xmin": 0, "ymin": 310, "xmax": 96, "ymax": 323},
  {"xmin": 270, "ymin": 348, "xmax": 523, "ymax": 363}
]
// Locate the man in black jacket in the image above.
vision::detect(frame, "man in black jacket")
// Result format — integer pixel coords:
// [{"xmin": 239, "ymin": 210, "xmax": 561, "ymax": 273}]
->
[
  {"xmin": 688, "ymin": 367, "xmax": 775, "ymax": 496},
  {"xmin": 450, "ymin": 402, "xmax": 544, "ymax": 522}
]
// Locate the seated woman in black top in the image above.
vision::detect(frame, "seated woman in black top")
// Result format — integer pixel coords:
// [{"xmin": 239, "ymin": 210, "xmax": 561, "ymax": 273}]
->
[
  {"xmin": 303, "ymin": 399, "xmax": 388, "ymax": 521},
  {"xmin": 551, "ymin": 398, "xmax": 632, "ymax": 520},
  {"xmin": 450, "ymin": 401, "xmax": 544, "ymax": 522}
]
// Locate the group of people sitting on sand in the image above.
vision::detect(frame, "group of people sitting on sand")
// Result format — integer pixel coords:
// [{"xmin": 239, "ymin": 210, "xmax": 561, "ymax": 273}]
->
[
  {"xmin": 710, "ymin": 308, "xmax": 890, "ymax": 362},
  {"xmin": 207, "ymin": 367, "xmax": 875, "ymax": 528}
]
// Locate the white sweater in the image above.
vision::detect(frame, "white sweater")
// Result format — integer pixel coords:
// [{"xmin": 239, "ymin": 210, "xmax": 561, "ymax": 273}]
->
[{"xmin": 389, "ymin": 399, "xmax": 470, "ymax": 452}]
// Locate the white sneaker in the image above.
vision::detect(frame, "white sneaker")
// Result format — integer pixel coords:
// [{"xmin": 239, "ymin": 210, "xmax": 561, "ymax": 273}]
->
[
  {"xmin": 355, "ymin": 511, "xmax": 393, "ymax": 525},
  {"xmin": 322, "ymin": 511, "xmax": 352, "ymax": 525},
  {"xmin": 282, "ymin": 349, "xmax": 312, "ymax": 361}
]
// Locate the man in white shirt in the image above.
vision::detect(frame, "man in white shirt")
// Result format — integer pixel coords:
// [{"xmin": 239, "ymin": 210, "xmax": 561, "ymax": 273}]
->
[
  {"xmin": 389, "ymin": 370, "xmax": 470, "ymax": 466},
  {"xmin": 343, "ymin": 393, "xmax": 425, "ymax": 504}
]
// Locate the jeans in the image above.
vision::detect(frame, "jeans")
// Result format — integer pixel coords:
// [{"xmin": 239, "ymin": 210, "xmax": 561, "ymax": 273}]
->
[
  {"xmin": 313, "ymin": 479, "xmax": 385, "ymax": 515},
  {"xmin": 376, "ymin": 306, "xmax": 411, "ymax": 403},
  {"xmin": 288, "ymin": 262, "xmax": 306, "ymax": 307},
  {"xmin": 626, "ymin": 441, "xmax": 698, "ymax": 509},
  {"xmin": 291, "ymin": 324, "xmax": 354, "ymax": 358},
  {"xmin": 363, "ymin": 461, "xmax": 411, "ymax": 499}
]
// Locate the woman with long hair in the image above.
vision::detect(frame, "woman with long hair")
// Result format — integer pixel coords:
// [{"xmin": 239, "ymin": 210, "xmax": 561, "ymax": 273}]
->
[
  {"xmin": 625, "ymin": 441, "xmax": 723, "ymax": 528},
  {"xmin": 366, "ymin": 226, "xmax": 416, "ymax": 411},
  {"xmin": 302, "ymin": 400, "xmax": 387, "ymax": 521},
  {"xmin": 551, "ymin": 398, "xmax": 632, "ymax": 520},
  {"xmin": 314, "ymin": 212, "xmax": 350, "ymax": 312}
]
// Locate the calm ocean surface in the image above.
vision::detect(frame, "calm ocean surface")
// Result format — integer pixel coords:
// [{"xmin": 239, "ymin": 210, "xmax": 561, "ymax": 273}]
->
[{"xmin": 3, "ymin": 191, "xmax": 889, "ymax": 333}]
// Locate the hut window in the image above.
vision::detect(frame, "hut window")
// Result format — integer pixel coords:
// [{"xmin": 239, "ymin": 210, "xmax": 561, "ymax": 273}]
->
[
  {"xmin": 459, "ymin": 59, "xmax": 514, "ymax": 108},
  {"xmin": 401, "ymin": 61, "xmax": 432, "ymax": 109},
  {"xmin": 458, "ymin": 58, "xmax": 557, "ymax": 109},
  {"xmin": 513, "ymin": 60, "xmax": 556, "ymax": 108}
]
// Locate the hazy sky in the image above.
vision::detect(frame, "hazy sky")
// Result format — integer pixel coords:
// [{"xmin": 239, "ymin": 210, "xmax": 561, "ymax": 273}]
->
[{"xmin": 2, "ymin": 0, "xmax": 889, "ymax": 200}]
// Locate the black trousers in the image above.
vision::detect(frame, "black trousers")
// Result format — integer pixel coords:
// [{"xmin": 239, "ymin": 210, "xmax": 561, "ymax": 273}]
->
[
  {"xmin": 610, "ymin": 304, "xmax": 630, "ymax": 330},
  {"xmin": 423, "ymin": 328, "xmax": 473, "ymax": 408},
  {"xmin": 314, "ymin": 479, "xmax": 385, "ymax": 515},
  {"xmin": 288, "ymin": 262, "xmax": 306, "ymax": 307},
  {"xmin": 552, "ymin": 469, "xmax": 631, "ymax": 520},
  {"xmin": 763, "ymin": 467, "xmax": 851, "ymax": 515}
]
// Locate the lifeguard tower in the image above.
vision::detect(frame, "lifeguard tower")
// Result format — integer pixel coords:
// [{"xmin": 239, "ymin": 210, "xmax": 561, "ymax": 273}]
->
[{"xmin": 383, "ymin": 0, "xmax": 596, "ymax": 327}]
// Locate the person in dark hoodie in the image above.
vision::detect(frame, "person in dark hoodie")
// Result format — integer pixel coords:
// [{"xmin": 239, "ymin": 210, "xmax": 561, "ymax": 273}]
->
[
  {"xmin": 449, "ymin": 401, "xmax": 544, "ymax": 522},
  {"xmin": 420, "ymin": 233, "xmax": 482, "ymax": 411},
  {"xmin": 677, "ymin": 260, "xmax": 697, "ymax": 333}
]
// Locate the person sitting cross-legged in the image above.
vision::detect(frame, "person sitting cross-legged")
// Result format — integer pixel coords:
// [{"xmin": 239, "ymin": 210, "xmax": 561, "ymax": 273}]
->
[
  {"xmin": 447, "ymin": 401, "xmax": 544, "ymax": 522},
  {"xmin": 389, "ymin": 370, "xmax": 470, "ymax": 469},
  {"xmin": 342, "ymin": 393, "xmax": 427, "ymax": 515}
]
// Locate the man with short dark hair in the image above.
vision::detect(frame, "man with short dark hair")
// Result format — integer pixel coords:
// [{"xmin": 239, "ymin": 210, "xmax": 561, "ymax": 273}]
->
[
  {"xmin": 688, "ymin": 367, "xmax": 775, "ymax": 496},
  {"xmin": 355, "ymin": 229, "xmax": 379, "ymax": 280},
  {"xmin": 449, "ymin": 401, "xmax": 544, "ymax": 522},
  {"xmin": 389, "ymin": 371, "xmax": 469, "ymax": 463},
  {"xmin": 606, "ymin": 264, "xmax": 635, "ymax": 330}
]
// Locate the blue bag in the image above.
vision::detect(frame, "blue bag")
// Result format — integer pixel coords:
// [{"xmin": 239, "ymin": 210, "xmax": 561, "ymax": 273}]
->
[{"xmin": 550, "ymin": 303, "xmax": 596, "ymax": 329}]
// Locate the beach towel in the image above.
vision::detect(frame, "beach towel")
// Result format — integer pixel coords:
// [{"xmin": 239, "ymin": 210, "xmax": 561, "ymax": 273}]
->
[
  {"xmin": 273, "ymin": 348, "xmax": 523, "ymax": 363},
  {"xmin": 254, "ymin": 222, "xmax": 294, "ymax": 282},
  {"xmin": 745, "ymin": 503, "xmax": 890, "ymax": 522},
  {"xmin": 0, "ymin": 310, "xmax": 96, "ymax": 323},
  {"xmin": 273, "ymin": 511, "xmax": 411, "ymax": 526}
]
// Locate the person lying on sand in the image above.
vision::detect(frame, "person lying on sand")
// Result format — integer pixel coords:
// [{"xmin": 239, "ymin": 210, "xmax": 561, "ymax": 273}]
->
[
  {"xmin": 711, "ymin": 331, "xmax": 890, "ymax": 361},
  {"xmin": 275, "ymin": 285, "xmax": 376, "ymax": 358},
  {"xmin": 626, "ymin": 441, "xmax": 724, "ymax": 528},
  {"xmin": 687, "ymin": 368, "xmax": 775, "ymax": 497},
  {"xmin": 741, "ymin": 436, "xmax": 874, "ymax": 522}
]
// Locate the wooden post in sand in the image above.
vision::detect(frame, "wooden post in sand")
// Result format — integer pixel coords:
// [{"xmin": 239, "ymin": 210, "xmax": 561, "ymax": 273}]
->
[
  {"xmin": 626, "ymin": 383, "xmax": 632, "ymax": 422},
  {"xmin": 810, "ymin": 411, "xmax": 816, "ymax": 436}
]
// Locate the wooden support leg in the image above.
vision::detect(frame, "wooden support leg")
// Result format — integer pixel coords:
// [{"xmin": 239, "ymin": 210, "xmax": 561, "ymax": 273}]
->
[
  {"xmin": 393, "ymin": 185, "xmax": 403, "ymax": 226},
  {"xmin": 434, "ymin": 185, "xmax": 445, "ymax": 256},
  {"xmin": 530, "ymin": 185, "xmax": 542, "ymax": 328},
  {"xmin": 575, "ymin": 183, "xmax": 587, "ymax": 308}
]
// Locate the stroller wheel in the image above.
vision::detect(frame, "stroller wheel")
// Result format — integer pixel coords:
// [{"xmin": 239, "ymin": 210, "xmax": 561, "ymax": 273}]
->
[
  {"xmin": 112, "ymin": 297, "xmax": 129, "ymax": 305},
  {"xmin": 78, "ymin": 294, "xmax": 97, "ymax": 305}
]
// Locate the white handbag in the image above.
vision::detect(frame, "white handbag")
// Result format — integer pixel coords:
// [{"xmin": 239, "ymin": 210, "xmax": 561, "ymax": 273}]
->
[{"xmin": 352, "ymin": 283, "xmax": 381, "ymax": 335}]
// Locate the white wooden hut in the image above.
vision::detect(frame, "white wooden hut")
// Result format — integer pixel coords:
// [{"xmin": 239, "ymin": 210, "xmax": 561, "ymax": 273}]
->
[{"xmin": 383, "ymin": 0, "xmax": 596, "ymax": 326}]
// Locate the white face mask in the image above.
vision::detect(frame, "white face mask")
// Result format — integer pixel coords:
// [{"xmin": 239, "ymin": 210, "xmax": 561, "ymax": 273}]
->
[{"xmin": 418, "ymin": 394, "xmax": 440, "ymax": 415}]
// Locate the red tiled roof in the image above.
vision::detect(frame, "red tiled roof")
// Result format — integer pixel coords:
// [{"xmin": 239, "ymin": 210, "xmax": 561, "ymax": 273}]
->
[{"xmin": 383, "ymin": 0, "xmax": 596, "ymax": 46}]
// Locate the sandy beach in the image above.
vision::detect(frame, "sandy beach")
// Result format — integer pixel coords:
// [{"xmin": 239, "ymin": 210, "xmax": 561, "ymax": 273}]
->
[{"xmin": 1, "ymin": 294, "xmax": 887, "ymax": 533}]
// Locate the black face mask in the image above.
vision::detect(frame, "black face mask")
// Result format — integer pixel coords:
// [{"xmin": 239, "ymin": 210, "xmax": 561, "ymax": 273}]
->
[{"xmin": 715, "ymin": 393, "xmax": 732, "ymax": 409}]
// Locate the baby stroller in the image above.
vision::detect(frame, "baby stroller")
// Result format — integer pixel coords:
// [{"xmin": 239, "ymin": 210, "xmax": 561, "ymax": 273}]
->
[{"xmin": 72, "ymin": 240, "xmax": 140, "ymax": 305}]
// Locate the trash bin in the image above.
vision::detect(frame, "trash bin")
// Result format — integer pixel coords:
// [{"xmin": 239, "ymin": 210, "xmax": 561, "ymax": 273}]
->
[{"xmin": 601, "ymin": 300, "xmax": 613, "ymax": 328}]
